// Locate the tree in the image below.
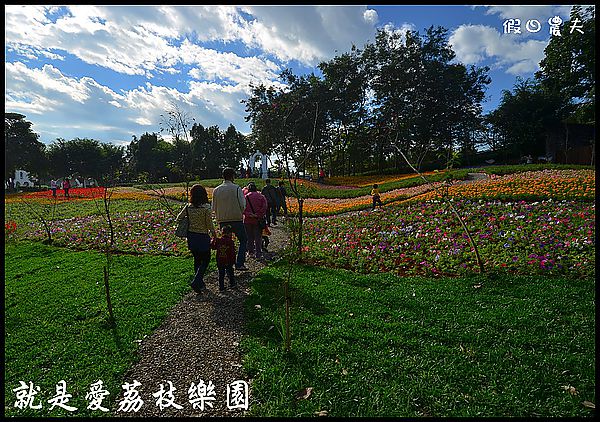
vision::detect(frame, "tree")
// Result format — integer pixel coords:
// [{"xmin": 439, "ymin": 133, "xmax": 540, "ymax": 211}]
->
[
  {"xmin": 160, "ymin": 102, "xmax": 195, "ymax": 191},
  {"xmin": 189, "ymin": 123, "xmax": 225, "ymax": 179},
  {"xmin": 245, "ymin": 70, "xmax": 330, "ymax": 255},
  {"xmin": 242, "ymin": 83, "xmax": 286, "ymax": 156},
  {"xmin": 318, "ymin": 46, "xmax": 370, "ymax": 175},
  {"xmin": 5, "ymin": 113, "xmax": 47, "ymax": 183},
  {"xmin": 488, "ymin": 78, "xmax": 564, "ymax": 160},
  {"xmin": 536, "ymin": 5, "xmax": 595, "ymax": 124},
  {"xmin": 223, "ymin": 124, "xmax": 251, "ymax": 170},
  {"xmin": 47, "ymin": 138, "xmax": 125, "ymax": 184},
  {"xmin": 126, "ymin": 132, "xmax": 173, "ymax": 183},
  {"xmin": 98, "ymin": 143, "xmax": 126, "ymax": 185},
  {"xmin": 364, "ymin": 27, "xmax": 490, "ymax": 171}
]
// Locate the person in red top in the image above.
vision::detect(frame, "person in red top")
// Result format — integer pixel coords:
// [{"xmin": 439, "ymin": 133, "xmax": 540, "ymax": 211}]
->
[
  {"xmin": 62, "ymin": 178, "xmax": 71, "ymax": 198},
  {"xmin": 211, "ymin": 225, "xmax": 237, "ymax": 291}
]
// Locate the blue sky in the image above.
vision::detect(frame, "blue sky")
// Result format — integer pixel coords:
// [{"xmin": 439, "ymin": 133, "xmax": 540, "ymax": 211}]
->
[{"xmin": 5, "ymin": 5, "xmax": 578, "ymax": 147}]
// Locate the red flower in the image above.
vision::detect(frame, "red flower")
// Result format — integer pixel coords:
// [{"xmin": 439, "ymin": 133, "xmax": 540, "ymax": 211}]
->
[{"xmin": 5, "ymin": 220, "xmax": 17, "ymax": 235}]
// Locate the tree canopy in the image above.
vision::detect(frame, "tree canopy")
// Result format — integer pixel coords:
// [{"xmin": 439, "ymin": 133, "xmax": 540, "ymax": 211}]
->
[
  {"xmin": 5, "ymin": 113, "xmax": 47, "ymax": 181},
  {"xmin": 244, "ymin": 26, "xmax": 491, "ymax": 175}
]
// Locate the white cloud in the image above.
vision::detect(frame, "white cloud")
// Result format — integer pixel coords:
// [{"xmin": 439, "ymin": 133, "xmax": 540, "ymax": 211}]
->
[
  {"xmin": 134, "ymin": 117, "xmax": 153, "ymax": 126},
  {"xmin": 5, "ymin": 5, "xmax": 379, "ymax": 80},
  {"xmin": 6, "ymin": 62, "xmax": 92, "ymax": 103},
  {"xmin": 179, "ymin": 40, "xmax": 281, "ymax": 89},
  {"xmin": 363, "ymin": 9, "xmax": 379, "ymax": 25},
  {"xmin": 449, "ymin": 24, "xmax": 548, "ymax": 75},
  {"xmin": 5, "ymin": 58, "xmax": 257, "ymax": 144},
  {"xmin": 5, "ymin": 5, "xmax": 449, "ymax": 145},
  {"xmin": 382, "ymin": 22, "xmax": 417, "ymax": 37},
  {"xmin": 225, "ymin": 5, "xmax": 378, "ymax": 64}
]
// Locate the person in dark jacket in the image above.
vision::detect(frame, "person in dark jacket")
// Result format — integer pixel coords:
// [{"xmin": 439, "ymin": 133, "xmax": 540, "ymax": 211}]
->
[
  {"xmin": 276, "ymin": 180, "xmax": 288, "ymax": 218},
  {"xmin": 261, "ymin": 178, "xmax": 279, "ymax": 226}
]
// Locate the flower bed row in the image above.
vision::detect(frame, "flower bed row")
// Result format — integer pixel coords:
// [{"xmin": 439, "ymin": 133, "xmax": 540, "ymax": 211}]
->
[
  {"xmin": 22, "ymin": 209, "xmax": 188, "ymax": 255},
  {"xmin": 302, "ymin": 199, "xmax": 595, "ymax": 278},
  {"xmin": 4, "ymin": 187, "xmax": 155, "ymax": 203},
  {"xmin": 414, "ymin": 170, "xmax": 594, "ymax": 203},
  {"xmin": 285, "ymin": 183, "xmax": 439, "ymax": 216}
]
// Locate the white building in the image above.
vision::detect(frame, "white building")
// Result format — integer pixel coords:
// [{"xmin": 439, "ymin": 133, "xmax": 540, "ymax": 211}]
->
[
  {"xmin": 71, "ymin": 177, "xmax": 97, "ymax": 188},
  {"xmin": 13, "ymin": 169, "xmax": 37, "ymax": 188}
]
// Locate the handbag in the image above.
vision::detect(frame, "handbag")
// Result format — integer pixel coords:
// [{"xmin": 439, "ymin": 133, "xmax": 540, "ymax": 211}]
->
[
  {"xmin": 175, "ymin": 205, "xmax": 190, "ymax": 238},
  {"xmin": 246, "ymin": 195, "xmax": 267, "ymax": 229}
]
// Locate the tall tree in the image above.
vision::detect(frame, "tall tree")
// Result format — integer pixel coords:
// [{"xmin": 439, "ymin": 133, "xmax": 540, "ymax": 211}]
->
[
  {"xmin": 47, "ymin": 138, "xmax": 103, "ymax": 180},
  {"xmin": 318, "ymin": 46, "xmax": 369, "ymax": 175},
  {"xmin": 189, "ymin": 123, "xmax": 225, "ymax": 179},
  {"xmin": 536, "ymin": 5, "xmax": 595, "ymax": 124},
  {"xmin": 47, "ymin": 138, "xmax": 125, "ymax": 183},
  {"xmin": 223, "ymin": 124, "xmax": 250, "ymax": 170},
  {"xmin": 242, "ymin": 83, "xmax": 287, "ymax": 156},
  {"xmin": 99, "ymin": 143, "xmax": 126, "ymax": 184},
  {"xmin": 126, "ymin": 132, "xmax": 173, "ymax": 182},
  {"xmin": 364, "ymin": 27, "xmax": 490, "ymax": 171},
  {"xmin": 160, "ymin": 102, "xmax": 195, "ymax": 188},
  {"xmin": 5, "ymin": 113, "xmax": 47, "ymax": 182},
  {"xmin": 488, "ymin": 78, "xmax": 564, "ymax": 159}
]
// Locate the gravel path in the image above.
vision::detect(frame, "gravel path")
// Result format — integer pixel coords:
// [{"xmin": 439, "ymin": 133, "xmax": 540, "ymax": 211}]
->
[
  {"xmin": 114, "ymin": 222, "xmax": 290, "ymax": 417},
  {"xmin": 465, "ymin": 172, "xmax": 490, "ymax": 183}
]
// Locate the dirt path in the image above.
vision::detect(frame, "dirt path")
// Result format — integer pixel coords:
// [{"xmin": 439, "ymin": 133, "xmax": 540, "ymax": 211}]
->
[{"xmin": 114, "ymin": 223, "xmax": 289, "ymax": 417}]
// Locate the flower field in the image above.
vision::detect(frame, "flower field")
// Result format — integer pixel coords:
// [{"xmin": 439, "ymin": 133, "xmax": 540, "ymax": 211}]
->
[
  {"xmin": 303, "ymin": 199, "xmax": 595, "ymax": 278},
  {"xmin": 414, "ymin": 169, "xmax": 594, "ymax": 202},
  {"xmin": 4, "ymin": 167, "xmax": 596, "ymax": 278},
  {"xmin": 4, "ymin": 186, "xmax": 155, "ymax": 203},
  {"xmin": 285, "ymin": 183, "xmax": 439, "ymax": 216},
  {"xmin": 18, "ymin": 208, "xmax": 188, "ymax": 255}
]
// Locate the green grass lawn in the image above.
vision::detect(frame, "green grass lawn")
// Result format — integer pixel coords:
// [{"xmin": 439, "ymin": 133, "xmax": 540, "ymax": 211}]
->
[
  {"xmin": 242, "ymin": 262, "xmax": 596, "ymax": 417},
  {"xmin": 4, "ymin": 241, "xmax": 213, "ymax": 417}
]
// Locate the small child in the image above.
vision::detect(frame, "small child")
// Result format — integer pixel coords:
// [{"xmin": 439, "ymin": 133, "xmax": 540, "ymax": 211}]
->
[
  {"xmin": 210, "ymin": 225, "xmax": 236, "ymax": 291},
  {"xmin": 371, "ymin": 183, "xmax": 383, "ymax": 210},
  {"xmin": 262, "ymin": 225, "xmax": 271, "ymax": 252}
]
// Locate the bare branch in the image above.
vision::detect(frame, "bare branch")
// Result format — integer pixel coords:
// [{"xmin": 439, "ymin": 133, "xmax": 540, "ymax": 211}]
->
[{"xmin": 392, "ymin": 144, "xmax": 485, "ymax": 274}]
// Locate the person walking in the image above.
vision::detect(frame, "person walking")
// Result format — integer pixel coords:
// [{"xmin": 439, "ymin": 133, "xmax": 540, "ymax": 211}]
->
[
  {"xmin": 211, "ymin": 225, "xmax": 236, "ymax": 291},
  {"xmin": 318, "ymin": 168, "xmax": 325, "ymax": 183},
  {"xmin": 175, "ymin": 184, "xmax": 216, "ymax": 293},
  {"xmin": 276, "ymin": 180, "xmax": 288, "ymax": 218},
  {"xmin": 50, "ymin": 179, "xmax": 58, "ymax": 198},
  {"xmin": 243, "ymin": 182, "xmax": 267, "ymax": 260},
  {"xmin": 371, "ymin": 183, "xmax": 383, "ymax": 210},
  {"xmin": 62, "ymin": 178, "xmax": 71, "ymax": 198},
  {"xmin": 261, "ymin": 178, "xmax": 279, "ymax": 226},
  {"xmin": 212, "ymin": 167, "xmax": 248, "ymax": 271}
]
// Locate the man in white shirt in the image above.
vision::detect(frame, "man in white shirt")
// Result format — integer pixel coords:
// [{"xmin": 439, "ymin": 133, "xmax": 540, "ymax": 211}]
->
[
  {"xmin": 212, "ymin": 167, "xmax": 248, "ymax": 271},
  {"xmin": 50, "ymin": 179, "xmax": 58, "ymax": 197}
]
